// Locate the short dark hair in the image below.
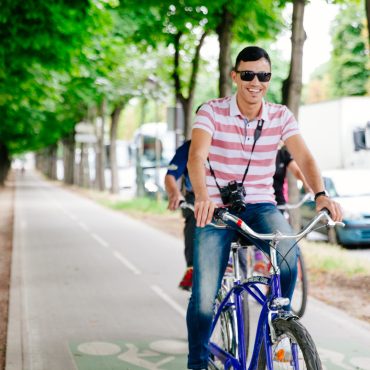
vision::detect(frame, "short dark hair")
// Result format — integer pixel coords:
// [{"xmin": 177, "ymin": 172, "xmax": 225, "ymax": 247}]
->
[{"xmin": 234, "ymin": 46, "xmax": 271, "ymax": 70}]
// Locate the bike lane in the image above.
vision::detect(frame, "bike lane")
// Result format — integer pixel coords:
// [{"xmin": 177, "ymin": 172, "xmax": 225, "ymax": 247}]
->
[
  {"xmin": 6, "ymin": 172, "xmax": 370, "ymax": 370},
  {"xmin": 6, "ymin": 172, "xmax": 189, "ymax": 370}
]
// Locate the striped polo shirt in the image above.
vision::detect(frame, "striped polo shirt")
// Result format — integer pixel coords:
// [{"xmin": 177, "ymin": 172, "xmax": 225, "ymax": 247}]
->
[{"xmin": 193, "ymin": 94, "xmax": 300, "ymax": 205}]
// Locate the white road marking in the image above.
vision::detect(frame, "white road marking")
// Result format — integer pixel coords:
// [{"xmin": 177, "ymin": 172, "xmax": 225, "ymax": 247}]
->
[
  {"xmin": 77, "ymin": 341, "xmax": 121, "ymax": 356},
  {"xmin": 151, "ymin": 285, "xmax": 186, "ymax": 318},
  {"xmin": 113, "ymin": 251, "xmax": 141, "ymax": 275},
  {"xmin": 91, "ymin": 233, "xmax": 109, "ymax": 248},
  {"xmin": 59, "ymin": 206, "xmax": 77, "ymax": 221},
  {"xmin": 78, "ymin": 221, "xmax": 89, "ymax": 232}
]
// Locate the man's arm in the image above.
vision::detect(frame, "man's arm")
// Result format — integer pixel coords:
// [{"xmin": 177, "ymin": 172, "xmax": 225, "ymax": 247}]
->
[
  {"xmin": 164, "ymin": 174, "xmax": 184, "ymax": 210},
  {"xmin": 188, "ymin": 128, "xmax": 214, "ymax": 227},
  {"xmin": 285, "ymin": 134, "xmax": 342, "ymax": 221},
  {"xmin": 287, "ymin": 160, "xmax": 312, "ymax": 193}
]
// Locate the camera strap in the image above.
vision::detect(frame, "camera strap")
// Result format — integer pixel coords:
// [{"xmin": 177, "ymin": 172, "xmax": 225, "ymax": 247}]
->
[{"xmin": 208, "ymin": 119, "xmax": 264, "ymax": 192}]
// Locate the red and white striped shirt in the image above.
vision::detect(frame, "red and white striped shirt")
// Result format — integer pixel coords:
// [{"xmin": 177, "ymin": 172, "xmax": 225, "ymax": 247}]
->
[{"xmin": 193, "ymin": 94, "xmax": 300, "ymax": 205}]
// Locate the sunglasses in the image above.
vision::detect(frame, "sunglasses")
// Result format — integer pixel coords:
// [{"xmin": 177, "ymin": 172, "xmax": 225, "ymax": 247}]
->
[{"xmin": 236, "ymin": 70, "xmax": 272, "ymax": 82}]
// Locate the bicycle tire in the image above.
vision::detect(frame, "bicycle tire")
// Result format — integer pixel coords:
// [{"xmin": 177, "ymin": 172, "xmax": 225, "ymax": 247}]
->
[
  {"xmin": 223, "ymin": 267, "xmax": 250, "ymax": 359},
  {"xmin": 257, "ymin": 318, "xmax": 322, "ymax": 370},
  {"xmin": 209, "ymin": 283, "xmax": 250, "ymax": 368},
  {"xmin": 291, "ymin": 252, "xmax": 308, "ymax": 317},
  {"xmin": 210, "ymin": 285, "xmax": 236, "ymax": 368}
]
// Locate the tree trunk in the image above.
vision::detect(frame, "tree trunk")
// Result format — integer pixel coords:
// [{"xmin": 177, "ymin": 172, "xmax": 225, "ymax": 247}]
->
[
  {"xmin": 216, "ymin": 6, "xmax": 234, "ymax": 98},
  {"xmin": 79, "ymin": 143, "xmax": 90, "ymax": 188},
  {"xmin": 0, "ymin": 143, "xmax": 10, "ymax": 186},
  {"xmin": 62, "ymin": 133, "xmax": 75, "ymax": 185},
  {"xmin": 173, "ymin": 30, "xmax": 207, "ymax": 138},
  {"xmin": 366, "ymin": 0, "xmax": 370, "ymax": 46},
  {"xmin": 47, "ymin": 144, "xmax": 58, "ymax": 180},
  {"xmin": 96, "ymin": 100, "xmax": 106, "ymax": 191},
  {"xmin": 110, "ymin": 105, "xmax": 124, "ymax": 194},
  {"xmin": 282, "ymin": 0, "xmax": 306, "ymax": 232},
  {"xmin": 181, "ymin": 99, "xmax": 194, "ymax": 140}
]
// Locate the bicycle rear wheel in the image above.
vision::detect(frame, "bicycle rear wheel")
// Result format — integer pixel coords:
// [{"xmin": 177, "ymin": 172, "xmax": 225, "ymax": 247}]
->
[
  {"xmin": 257, "ymin": 318, "xmax": 322, "ymax": 370},
  {"xmin": 291, "ymin": 252, "xmax": 308, "ymax": 317}
]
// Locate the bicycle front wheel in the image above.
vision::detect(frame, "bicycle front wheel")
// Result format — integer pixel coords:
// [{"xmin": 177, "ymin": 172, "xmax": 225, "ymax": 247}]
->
[
  {"xmin": 210, "ymin": 285, "xmax": 237, "ymax": 368},
  {"xmin": 257, "ymin": 318, "xmax": 322, "ymax": 370},
  {"xmin": 209, "ymin": 284, "xmax": 249, "ymax": 368},
  {"xmin": 291, "ymin": 252, "xmax": 308, "ymax": 317}
]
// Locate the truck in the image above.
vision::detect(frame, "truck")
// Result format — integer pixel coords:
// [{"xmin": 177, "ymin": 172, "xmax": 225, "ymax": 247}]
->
[{"xmin": 298, "ymin": 97, "xmax": 370, "ymax": 170}]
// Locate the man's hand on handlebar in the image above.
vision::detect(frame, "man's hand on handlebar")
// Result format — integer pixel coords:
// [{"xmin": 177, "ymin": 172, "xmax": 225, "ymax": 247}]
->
[
  {"xmin": 167, "ymin": 192, "xmax": 185, "ymax": 211},
  {"xmin": 194, "ymin": 197, "xmax": 216, "ymax": 227},
  {"xmin": 316, "ymin": 196, "xmax": 343, "ymax": 222}
]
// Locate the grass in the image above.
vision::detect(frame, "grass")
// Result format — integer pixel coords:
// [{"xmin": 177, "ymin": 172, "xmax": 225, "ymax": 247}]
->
[
  {"xmin": 300, "ymin": 239, "xmax": 370, "ymax": 276},
  {"xmin": 98, "ymin": 196, "xmax": 171, "ymax": 215}
]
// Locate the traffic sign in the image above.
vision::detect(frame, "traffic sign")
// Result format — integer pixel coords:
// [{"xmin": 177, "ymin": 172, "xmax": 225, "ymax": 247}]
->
[{"xmin": 75, "ymin": 133, "xmax": 97, "ymax": 143}]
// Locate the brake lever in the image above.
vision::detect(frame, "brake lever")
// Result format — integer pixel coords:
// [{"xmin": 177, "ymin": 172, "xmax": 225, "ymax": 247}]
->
[{"xmin": 321, "ymin": 208, "xmax": 345, "ymax": 228}]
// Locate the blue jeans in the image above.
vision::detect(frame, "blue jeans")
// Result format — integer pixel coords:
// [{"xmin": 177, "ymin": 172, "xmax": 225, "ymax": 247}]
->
[{"xmin": 186, "ymin": 203, "xmax": 298, "ymax": 369}]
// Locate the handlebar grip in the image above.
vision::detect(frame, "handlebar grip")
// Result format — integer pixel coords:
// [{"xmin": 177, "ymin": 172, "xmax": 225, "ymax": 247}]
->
[
  {"xmin": 320, "ymin": 207, "xmax": 330, "ymax": 215},
  {"xmin": 319, "ymin": 207, "xmax": 345, "ymax": 228},
  {"xmin": 214, "ymin": 207, "xmax": 227, "ymax": 220}
]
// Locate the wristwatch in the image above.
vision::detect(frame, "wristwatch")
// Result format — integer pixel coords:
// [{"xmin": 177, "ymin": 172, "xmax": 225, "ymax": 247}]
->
[{"xmin": 314, "ymin": 190, "xmax": 328, "ymax": 201}]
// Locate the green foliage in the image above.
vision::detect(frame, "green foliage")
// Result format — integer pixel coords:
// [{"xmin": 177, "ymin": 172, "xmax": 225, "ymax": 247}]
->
[
  {"xmin": 329, "ymin": 1, "xmax": 369, "ymax": 97},
  {"xmin": 0, "ymin": 0, "xmax": 287, "ymax": 165},
  {"xmin": 265, "ymin": 46, "xmax": 290, "ymax": 103},
  {"xmin": 99, "ymin": 196, "xmax": 170, "ymax": 214},
  {"xmin": 0, "ymin": 0, "xmax": 105, "ymax": 154}
]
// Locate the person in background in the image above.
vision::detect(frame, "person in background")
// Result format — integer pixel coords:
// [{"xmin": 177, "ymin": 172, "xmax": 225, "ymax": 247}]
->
[
  {"xmin": 253, "ymin": 146, "xmax": 313, "ymax": 275},
  {"xmin": 274, "ymin": 145, "xmax": 312, "ymax": 206},
  {"xmin": 164, "ymin": 140, "xmax": 195, "ymax": 291}
]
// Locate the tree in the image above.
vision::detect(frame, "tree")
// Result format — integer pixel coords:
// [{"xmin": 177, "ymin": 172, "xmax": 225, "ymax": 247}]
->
[
  {"xmin": 365, "ymin": 0, "xmax": 370, "ymax": 45},
  {"xmin": 0, "ymin": 0, "xmax": 102, "ymax": 184},
  {"xmin": 118, "ymin": 1, "xmax": 285, "ymax": 139},
  {"xmin": 302, "ymin": 63, "xmax": 331, "ymax": 104},
  {"xmin": 329, "ymin": 1, "xmax": 369, "ymax": 98},
  {"xmin": 211, "ymin": 0, "xmax": 285, "ymax": 97},
  {"xmin": 282, "ymin": 0, "xmax": 307, "ymax": 231}
]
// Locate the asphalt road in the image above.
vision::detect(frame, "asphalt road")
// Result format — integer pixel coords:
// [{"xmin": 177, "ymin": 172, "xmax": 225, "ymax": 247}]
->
[{"xmin": 6, "ymin": 171, "xmax": 370, "ymax": 370}]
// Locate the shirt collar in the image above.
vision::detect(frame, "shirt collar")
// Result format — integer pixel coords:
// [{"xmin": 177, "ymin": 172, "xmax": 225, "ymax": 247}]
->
[
  {"xmin": 230, "ymin": 94, "xmax": 269, "ymax": 122},
  {"xmin": 230, "ymin": 94, "xmax": 241, "ymax": 117}
]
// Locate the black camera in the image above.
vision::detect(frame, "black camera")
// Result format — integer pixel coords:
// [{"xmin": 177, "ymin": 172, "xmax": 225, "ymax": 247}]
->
[{"xmin": 220, "ymin": 180, "xmax": 246, "ymax": 213}]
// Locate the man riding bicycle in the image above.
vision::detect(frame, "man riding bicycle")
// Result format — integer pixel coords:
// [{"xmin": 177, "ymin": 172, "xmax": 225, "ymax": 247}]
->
[{"xmin": 186, "ymin": 45, "xmax": 342, "ymax": 370}]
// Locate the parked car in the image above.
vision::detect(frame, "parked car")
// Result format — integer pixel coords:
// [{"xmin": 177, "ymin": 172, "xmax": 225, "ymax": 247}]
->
[{"xmin": 300, "ymin": 169, "xmax": 370, "ymax": 247}]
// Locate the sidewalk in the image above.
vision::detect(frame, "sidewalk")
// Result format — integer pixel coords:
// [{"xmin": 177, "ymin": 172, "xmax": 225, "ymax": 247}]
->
[{"xmin": 0, "ymin": 173, "xmax": 14, "ymax": 369}]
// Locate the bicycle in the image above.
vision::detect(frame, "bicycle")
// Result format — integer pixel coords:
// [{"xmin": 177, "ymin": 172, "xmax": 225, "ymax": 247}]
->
[
  {"xmin": 208, "ymin": 207, "xmax": 344, "ymax": 370},
  {"xmin": 227, "ymin": 193, "xmax": 312, "ymax": 319}
]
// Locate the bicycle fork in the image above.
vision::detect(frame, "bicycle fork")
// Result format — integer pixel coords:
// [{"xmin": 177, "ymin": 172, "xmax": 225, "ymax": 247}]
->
[
  {"xmin": 265, "ymin": 240, "xmax": 294, "ymax": 369},
  {"xmin": 230, "ymin": 243, "xmax": 248, "ymax": 370}
]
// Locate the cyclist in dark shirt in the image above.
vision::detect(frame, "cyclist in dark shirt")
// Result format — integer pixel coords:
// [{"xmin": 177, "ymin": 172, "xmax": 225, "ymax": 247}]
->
[
  {"xmin": 273, "ymin": 146, "xmax": 311, "ymax": 205},
  {"xmin": 165, "ymin": 140, "xmax": 195, "ymax": 290}
]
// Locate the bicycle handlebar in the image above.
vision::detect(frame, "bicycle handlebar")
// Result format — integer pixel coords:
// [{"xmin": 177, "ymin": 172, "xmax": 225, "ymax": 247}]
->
[
  {"xmin": 276, "ymin": 192, "xmax": 314, "ymax": 211},
  {"xmin": 214, "ymin": 207, "xmax": 345, "ymax": 241},
  {"xmin": 179, "ymin": 200, "xmax": 345, "ymax": 240},
  {"xmin": 179, "ymin": 200, "xmax": 194, "ymax": 212}
]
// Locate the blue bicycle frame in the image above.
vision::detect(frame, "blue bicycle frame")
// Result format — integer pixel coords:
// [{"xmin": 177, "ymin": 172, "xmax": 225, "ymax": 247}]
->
[{"xmin": 208, "ymin": 239, "xmax": 297, "ymax": 370}]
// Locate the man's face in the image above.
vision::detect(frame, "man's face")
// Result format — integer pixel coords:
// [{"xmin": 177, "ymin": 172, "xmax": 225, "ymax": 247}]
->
[{"xmin": 231, "ymin": 58, "xmax": 271, "ymax": 105}]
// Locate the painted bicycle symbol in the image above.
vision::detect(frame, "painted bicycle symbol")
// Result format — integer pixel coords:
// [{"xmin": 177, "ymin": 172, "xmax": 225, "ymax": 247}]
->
[{"xmin": 75, "ymin": 339, "xmax": 187, "ymax": 370}]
